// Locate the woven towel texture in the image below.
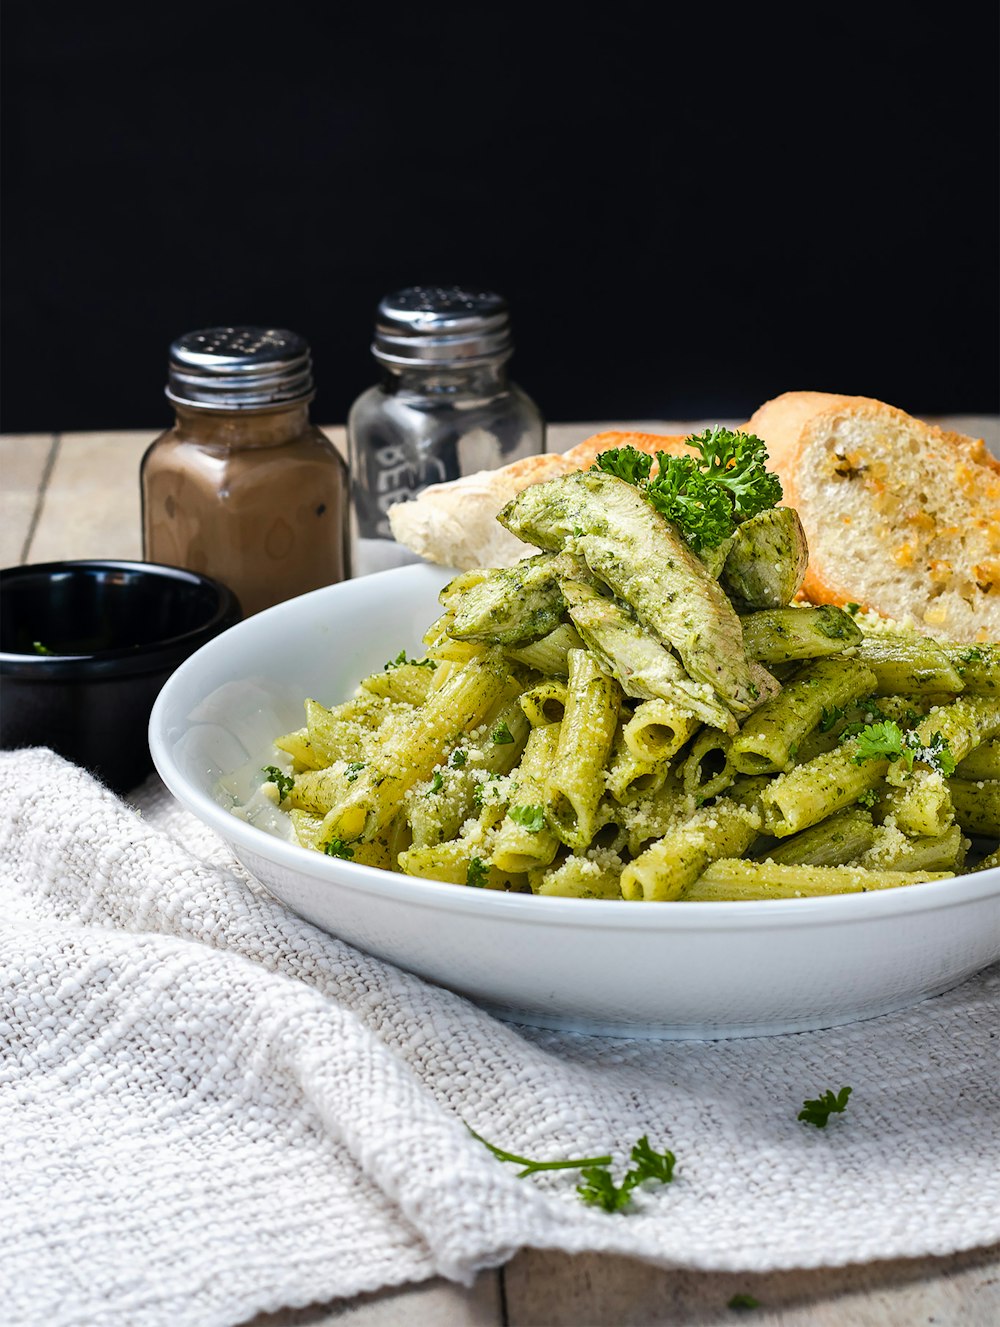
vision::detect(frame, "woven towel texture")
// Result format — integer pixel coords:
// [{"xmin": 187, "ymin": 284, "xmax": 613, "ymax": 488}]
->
[{"xmin": 1, "ymin": 748, "xmax": 998, "ymax": 1327}]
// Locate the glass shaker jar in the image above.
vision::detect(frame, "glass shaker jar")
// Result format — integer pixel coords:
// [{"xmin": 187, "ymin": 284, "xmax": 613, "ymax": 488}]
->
[
  {"xmin": 347, "ymin": 286, "xmax": 545, "ymax": 574},
  {"xmin": 141, "ymin": 327, "xmax": 351, "ymax": 616}
]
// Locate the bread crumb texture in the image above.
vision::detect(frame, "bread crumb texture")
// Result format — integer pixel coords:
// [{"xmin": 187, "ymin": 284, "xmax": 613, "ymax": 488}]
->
[{"xmin": 791, "ymin": 401, "xmax": 1000, "ymax": 643}]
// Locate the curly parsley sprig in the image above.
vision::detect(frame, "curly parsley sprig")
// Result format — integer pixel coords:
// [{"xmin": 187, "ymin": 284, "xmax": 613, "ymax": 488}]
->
[
  {"xmin": 467, "ymin": 1126, "xmax": 676, "ymax": 1213},
  {"xmin": 591, "ymin": 427, "xmax": 782, "ymax": 551}
]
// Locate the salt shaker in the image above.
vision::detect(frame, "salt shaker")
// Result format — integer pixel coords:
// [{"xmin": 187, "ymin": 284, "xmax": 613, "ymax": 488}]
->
[
  {"xmin": 141, "ymin": 327, "xmax": 351, "ymax": 616},
  {"xmin": 347, "ymin": 286, "xmax": 545, "ymax": 574}
]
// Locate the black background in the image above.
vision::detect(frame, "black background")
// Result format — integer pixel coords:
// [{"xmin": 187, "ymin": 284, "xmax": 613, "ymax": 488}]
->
[{"xmin": 2, "ymin": 2, "xmax": 997, "ymax": 433}]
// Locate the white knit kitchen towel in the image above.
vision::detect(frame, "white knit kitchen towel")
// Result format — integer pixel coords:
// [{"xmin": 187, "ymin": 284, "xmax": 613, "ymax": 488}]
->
[{"xmin": 1, "ymin": 748, "xmax": 998, "ymax": 1327}]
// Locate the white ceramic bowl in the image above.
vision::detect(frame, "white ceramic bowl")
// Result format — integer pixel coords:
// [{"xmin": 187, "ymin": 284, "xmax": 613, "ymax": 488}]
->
[{"xmin": 149, "ymin": 563, "xmax": 1000, "ymax": 1039}]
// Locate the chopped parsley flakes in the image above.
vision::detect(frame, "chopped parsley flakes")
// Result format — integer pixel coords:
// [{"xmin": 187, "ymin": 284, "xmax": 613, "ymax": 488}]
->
[
  {"xmin": 507, "ymin": 804, "xmax": 546, "ymax": 833},
  {"xmin": 466, "ymin": 856, "xmax": 490, "ymax": 887},
  {"xmin": 322, "ymin": 837, "xmax": 355, "ymax": 860},
  {"xmin": 384, "ymin": 649, "xmax": 437, "ymax": 671},
  {"xmin": 261, "ymin": 765, "xmax": 294, "ymax": 799}
]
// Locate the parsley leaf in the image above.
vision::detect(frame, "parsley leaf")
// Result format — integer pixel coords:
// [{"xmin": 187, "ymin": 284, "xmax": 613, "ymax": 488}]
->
[
  {"xmin": 798, "ymin": 1085, "xmax": 852, "ymax": 1128},
  {"xmin": 32, "ymin": 640, "xmax": 54, "ymax": 655},
  {"xmin": 426, "ymin": 770, "xmax": 444, "ymax": 796},
  {"xmin": 628, "ymin": 1135, "xmax": 677, "ymax": 1185},
  {"xmin": 852, "ymin": 720, "xmax": 906, "ymax": 765},
  {"xmin": 468, "ymin": 1126, "xmax": 676, "ymax": 1215},
  {"xmin": 262, "ymin": 765, "xmax": 294, "ymax": 799},
  {"xmin": 684, "ymin": 426, "xmax": 784, "ymax": 520},
  {"xmin": 344, "ymin": 761, "xmax": 365, "ymax": 782},
  {"xmin": 466, "ymin": 856, "xmax": 490, "ymax": 887},
  {"xmin": 508, "ymin": 804, "xmax": 546, "ymax": 833},
  {"xmin": 851, "ymin": 720, "xmax": 956, "ymax": 775},
  {"xmin": 577, "ymin": 1166, "xmax": 634, "ymax": 1213},
  {"xmin": 645, "ymin": 455, "xmax": 736, "ymax": 551},
  {"xmin": 322, "ymin": 837, "xmax": 355, "ymax": 860},
  {"xmin": 491, "ymin": 720, "xmax": 514, "ymax": 745},
  {"xmin": 845, "ymin": 602, "xmax": 861, "ymax": 615},
  {"xmin": 450, "ymin": 749, "xmax": 468, "ymax": 768},
  {"xmin": 591, "ymin": 445, "xmax": 653, "ymax": 485},
  {"xmin": 578, "ymin": 1135, "xmax": 677, "ymax": 1212},
  {"xmin": 384, "ymin": 649, "xmax": 436, "ymax": 671},
  {"xmin": 728, "ymin": 1293, "xmax": 761, "ymax": 1311},
  {"xmin": 819, "ymin": 704, "xmax": 845, "ymax": 733}
]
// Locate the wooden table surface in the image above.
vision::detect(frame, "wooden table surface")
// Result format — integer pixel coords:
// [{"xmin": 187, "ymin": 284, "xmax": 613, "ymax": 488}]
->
[{"xmin": 2, "ymin": 419, "xmax": 999, "ymax": 1327}]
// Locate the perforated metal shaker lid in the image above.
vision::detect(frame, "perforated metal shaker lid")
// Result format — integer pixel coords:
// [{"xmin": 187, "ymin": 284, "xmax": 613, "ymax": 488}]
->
[
  {"xmin": 371, "ymin": 286, "xmax": 513, "ymax": 368},
  {"xmin": 166, "ymin": 327, "xmax": 315, "ymax": 410}
]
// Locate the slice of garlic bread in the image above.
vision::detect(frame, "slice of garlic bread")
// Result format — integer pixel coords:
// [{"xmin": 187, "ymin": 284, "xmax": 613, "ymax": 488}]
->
[{"xmin": 746, "ymin": 392, "xmax": 1000, "ymax": 642}]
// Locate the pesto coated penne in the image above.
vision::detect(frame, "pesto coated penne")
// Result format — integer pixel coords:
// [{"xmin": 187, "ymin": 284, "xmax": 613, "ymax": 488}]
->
[
  {"xmin": 518, "ymin": 678, "xmax": 568, "ymax": 727},
  {"xmin": 756, "ymin": 808, "xmax": 876, "ymax": 867},
  {"xmin": 740, "ymin": 605, "xmax": 862, "ymax": 666},
  {"xmin": 856, "ymin": 635, "xmax": 965, "ymax": 696},
  {"xmin": 531, "ymin": 854, "xmax": 623, "ymax": 899},
  {"xmin": 947, "ymin": 778, "xmax": 1000, "ymax": 837},
  {"xmin": 406, "ymin": 701, "xmax": 530, "ymax": 848},
  {"xmin": 682, "ymin": 859, "xmax": 953, "ymax": 901},
  {"xmin": 504, "ymin": 622, "xmax": 585, "ymax": 676},
  {"xmin": 399, "ymin": 840, "xmax": 527, "ymax": 892},
  {"xmin": 861, "ymin": 824, "xmax": 966, "ymax": 874},
  {"xmin": 620, "ymin": 801, "xmax": 760, "ymax": 901},
  {"xmin": 720, "ymin": 506, "xmax": 809, "ymax": 608},
  {"xmin": 941, "ymin": 644, "xmax": 1000, "ymax": 696},
  {"xmin": 545, "ymin": 649, "xmax": 622, "ymax": 851},
  {"xmin": 605, "ymin": 729, "xmax": 671, "ymax": 804},
  {"xmin": 731, "ymin": 658, "xmax": 878, "ymax": 775},
  {"xmin": 884, "ymin": 696, "xmax": 1000, "ymax": 787},
  {"xmin": 624, "ymin": 775, "xmax": 694, "ymax": 856},
  {"xmin": 954, "ymin": 738, "xmax": 1000, "ymax": 782},
  {"xmin": 321, "ymin": 651, "xmax": 512, "ymax": 843},
  {"xmin": 492, "ymin": 723, "xmax": 563, "ymax": 871},
  {"xmin": 678, "ymin": 728, "xmax": 735, "ymax": 800},
  {"xmin": 361, "ymin": 660, "xmax": 438, "ymax": 706},
  {"xmin": 760, "ymin": 739, "xmax": 889, "ymax": 838},
  {"xmin": 874, "ymin": 770, "xmax": 954, "ymax": 839},
  {"xmin": 623, "ymin": 699, "xmax": 701, "ymax": 764}
]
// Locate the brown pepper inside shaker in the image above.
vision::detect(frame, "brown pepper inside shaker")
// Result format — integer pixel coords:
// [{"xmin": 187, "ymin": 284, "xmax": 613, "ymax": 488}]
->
[{"xmin": 141, "ymin": 327, "xmax": 350, "ymax": 616}]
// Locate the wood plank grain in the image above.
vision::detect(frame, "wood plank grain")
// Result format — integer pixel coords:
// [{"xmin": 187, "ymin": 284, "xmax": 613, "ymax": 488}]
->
[
  {"xmin": 503, "ymin": 1244, "xmax": 1000, "ymax": 1326},
  {"xmin": 0, "ymin": 432, "xmax": 56, "ymax": 566},
  {"xmin": 27, "ymin": 430, "xmax": 156, "ymax": 563}
]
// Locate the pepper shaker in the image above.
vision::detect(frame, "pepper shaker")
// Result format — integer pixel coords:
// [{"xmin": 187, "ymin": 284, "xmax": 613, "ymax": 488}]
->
[
  {"xmin": 347, "ymin": 286, "xmax": 545, "ymax": 574},
  {"xmin": 141, "ymin": 327, "xmax": 351, "ymax": 616}
]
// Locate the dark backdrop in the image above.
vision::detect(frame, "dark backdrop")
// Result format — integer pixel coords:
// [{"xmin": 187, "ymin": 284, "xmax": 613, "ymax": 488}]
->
[{"xmin": 2, "ymin": 2, "xmax": 998, "ymax": 433}]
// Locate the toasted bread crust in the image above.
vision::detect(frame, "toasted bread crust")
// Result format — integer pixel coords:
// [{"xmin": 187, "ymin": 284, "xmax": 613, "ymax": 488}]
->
[{"xmin": 747, "ymin": 392, "xmax": 1000, "ymax": 638}]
